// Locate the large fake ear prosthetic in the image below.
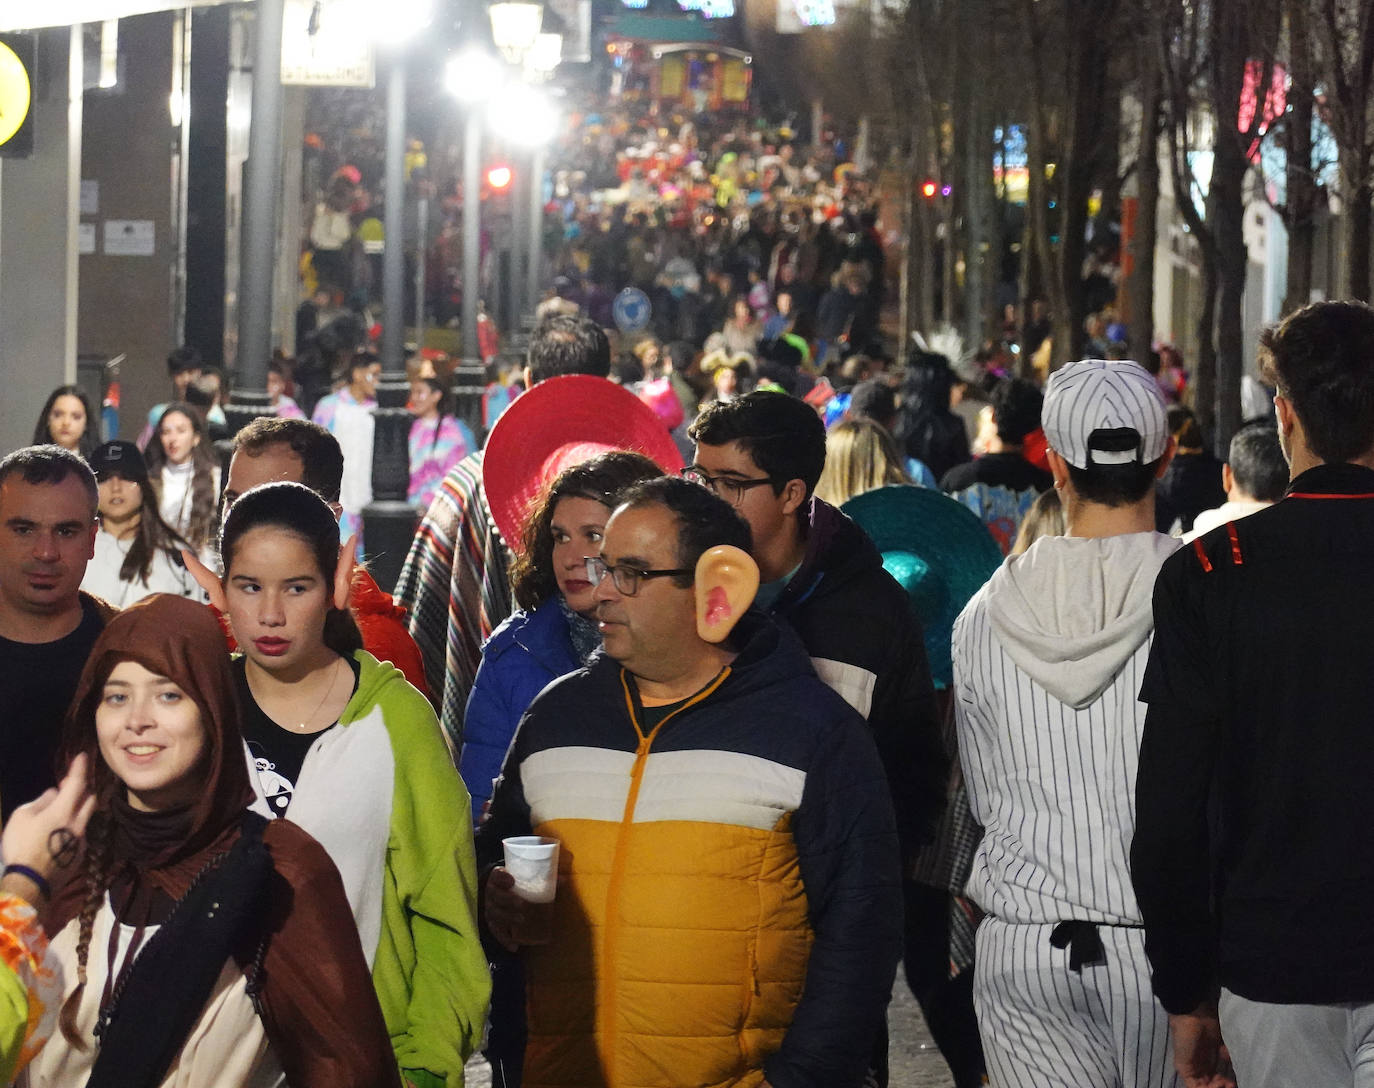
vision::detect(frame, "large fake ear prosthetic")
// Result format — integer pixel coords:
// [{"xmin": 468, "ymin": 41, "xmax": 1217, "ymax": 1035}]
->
[
  {"xmin": 694, "ymin": 545, "xmax": 759, "ymax": 644},
  {"xmin": 334, "ymin": 535, "xmax": 357, "ymax": 611},
  {"xmin": 182, "ymin": 549, "xmax": 227, "ymax": 612}
]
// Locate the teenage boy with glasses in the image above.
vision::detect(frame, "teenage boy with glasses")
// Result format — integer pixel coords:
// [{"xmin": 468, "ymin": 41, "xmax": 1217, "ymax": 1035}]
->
[{"xmin": 687, "ymin": 390, "xmax": 948, "ymax": 1088}]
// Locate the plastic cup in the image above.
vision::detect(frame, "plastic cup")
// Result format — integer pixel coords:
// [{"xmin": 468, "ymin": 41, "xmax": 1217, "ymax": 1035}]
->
[{"xmin": 502, "ymin": 835, "xmax": 559, "ymax": 945}]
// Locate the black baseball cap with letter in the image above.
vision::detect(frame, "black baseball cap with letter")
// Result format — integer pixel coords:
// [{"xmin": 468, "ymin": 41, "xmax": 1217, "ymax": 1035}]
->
[{"xmin": 89, "ymin": 440, "xmax": 149, "ymax": 484}]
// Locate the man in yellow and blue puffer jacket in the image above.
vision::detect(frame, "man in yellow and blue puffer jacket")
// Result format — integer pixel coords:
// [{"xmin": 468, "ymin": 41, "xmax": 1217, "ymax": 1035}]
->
[{"xmin": 478, "ymin": 477, "xmax": 902, "ymax": 1088}]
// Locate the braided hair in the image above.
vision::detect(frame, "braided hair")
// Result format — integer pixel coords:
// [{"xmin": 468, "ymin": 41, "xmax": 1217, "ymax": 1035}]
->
[{"xmin": 58, "ymin": 812, "xmax": 115, "ymax": 1048}]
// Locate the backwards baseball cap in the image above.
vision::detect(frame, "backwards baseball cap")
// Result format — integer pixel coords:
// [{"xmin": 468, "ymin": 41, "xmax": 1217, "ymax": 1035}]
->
[
  {"xmin": 89, "ymin": 440, "xmax": 149, "ymax": 484},
  {"xmin": 1042, "ymin": 359, "xmax": 1168, "ymax": 470}
]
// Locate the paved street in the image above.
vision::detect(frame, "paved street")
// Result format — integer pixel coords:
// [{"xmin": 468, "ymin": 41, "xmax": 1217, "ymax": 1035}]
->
[{"xmin": 464, "ymin": 976, "xmax": 957, "ymax": 1088}]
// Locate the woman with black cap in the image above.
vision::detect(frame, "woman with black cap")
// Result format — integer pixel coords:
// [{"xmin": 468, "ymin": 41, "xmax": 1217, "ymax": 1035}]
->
[
  {"xmin": 22, "ymin": 594, "xmax": 398, "ymax": 1088},
  {"xmin": 82, "ymin": 441, "xmax": 202, "ymax": 608}
]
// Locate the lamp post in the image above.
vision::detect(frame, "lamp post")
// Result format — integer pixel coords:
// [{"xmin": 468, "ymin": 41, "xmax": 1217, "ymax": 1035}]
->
[
  {"xmin": 487, "ymin": 1, "xmax": 545, "ymax": 332},
  {"xmin": 225, "ymin": 0, "xmax": 285, "ymax": 432},
  {"xmin": 362, "ymin": 0, "xmax": 432, "ymax": 592},
  {"xmin": 489, "ymin": 81, "xmax": 559, "ymax": 328},
  {"xmin": 445, "ymin": 47, "xmax": 506, "ymax": 440}
]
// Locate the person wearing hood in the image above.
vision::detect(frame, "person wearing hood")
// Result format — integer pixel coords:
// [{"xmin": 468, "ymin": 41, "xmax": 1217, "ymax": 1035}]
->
[
  {"xmin": 477, "ymin": 478, "xmax": 902, "ymax": 1088},
  {"xmin": 687, "ymin": 391, "xmax": 946, "ymax": 1086},
  {"xmin": 951, "ymin": 358, "xmax": 1180, "ymax": 1088},
  {"xmin": 194, "ymin": 483, "xmax": 490, "ymax": 1088},
  {"xmin": 23, "ymin": 594, "xmax": 399, "ymax": 1088}
]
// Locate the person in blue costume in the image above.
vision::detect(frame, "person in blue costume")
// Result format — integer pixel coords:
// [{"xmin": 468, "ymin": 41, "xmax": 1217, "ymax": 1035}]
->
[{"xmin": 462, "ymin": 451, "xmax": 662, "ymax": 824}]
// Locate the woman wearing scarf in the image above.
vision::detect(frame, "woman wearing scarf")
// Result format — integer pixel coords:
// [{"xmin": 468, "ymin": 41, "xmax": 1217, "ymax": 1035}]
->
[{"xmin": 23, "ymin": 594, "xmax": 398, "ymax": 1088}]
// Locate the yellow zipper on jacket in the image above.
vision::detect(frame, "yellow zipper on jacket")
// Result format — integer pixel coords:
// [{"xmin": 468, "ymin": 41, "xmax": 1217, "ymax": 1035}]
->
[{"xmin": 599, "ymin": 666, "xmax": 732, "ymax": 1085}]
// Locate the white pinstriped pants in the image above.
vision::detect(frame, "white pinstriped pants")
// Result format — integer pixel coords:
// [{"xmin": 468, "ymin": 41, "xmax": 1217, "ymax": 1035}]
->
[{"xmin": 973, "ymin": 917, "xmax": 1179, "ymax": 1088}]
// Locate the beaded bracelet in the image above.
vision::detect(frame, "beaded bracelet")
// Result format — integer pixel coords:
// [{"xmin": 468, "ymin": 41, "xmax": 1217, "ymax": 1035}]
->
[{"xmin": 1, "ymin": 864, "xmax": 50, "ymax": 901}]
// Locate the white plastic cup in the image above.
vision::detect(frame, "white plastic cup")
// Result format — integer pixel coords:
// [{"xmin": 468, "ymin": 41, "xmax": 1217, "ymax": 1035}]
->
[{"xmin": 502, "ymin": 836, "xmax": 559, "ymax": 944}]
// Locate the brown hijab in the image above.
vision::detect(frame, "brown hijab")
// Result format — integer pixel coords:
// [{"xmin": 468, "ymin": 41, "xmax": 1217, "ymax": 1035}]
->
[
  {"xmin": 50, "ymin": 594, "xmax": 253, "ymax": 924},
  {"xmin": 47, "ymin": 594, "xmax": 400, "ymax": 1087}
]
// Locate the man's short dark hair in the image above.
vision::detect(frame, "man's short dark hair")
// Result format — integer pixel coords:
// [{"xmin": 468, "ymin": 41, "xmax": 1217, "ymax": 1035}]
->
[
  {"xmin": 617, "ymin": 477, "xmax": 752, "ymax": 587},
  {"xmin": 527, "ymin": 314, "xmax": 613, "ymax": 385},
  {"xmin": 232, "ymin": 417, "xmax": 344, "ymax": 503},
  {"xmin": 167, "ymin": 345, "xmax": 203, "ymax": 376},
  {"xmin": 1067, "ymin": 457, "xmax": 1162, "ymax": 508},
  {"xmin": 689, "ymin": 390, "xmax": 827, "ymax": 499},
  {"xmin": 0, "ymin": 445, "xmax": 98, "ymax": 515},
  {"xmin": 1228, "ymin": 423, "xmax": 1288, "ymax": 502},
  {"xmin": 1259, "ymin": 300, "xmax": 1374, "ymax": 463},
  {"xmin": 990, "ymin": 378, "xmax": 1044, "ymax": 444}
]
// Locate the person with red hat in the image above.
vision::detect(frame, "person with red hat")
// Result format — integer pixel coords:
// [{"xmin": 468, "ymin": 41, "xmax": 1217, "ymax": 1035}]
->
[{"xmin": 394, "ymin": 315, "xmax": 684, "ymax": 749}]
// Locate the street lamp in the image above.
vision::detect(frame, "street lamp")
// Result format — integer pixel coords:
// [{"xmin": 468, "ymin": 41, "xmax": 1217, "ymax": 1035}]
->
[
  {"xmin": 525, "ymin": 32, "xmax": 562, "ymax": 82},
  {"xmin": 364, "ymin": 0, "xmax": 433, "ymax": 591},
  {"xmin": 488, "ymin": 83, "xmax": 559, "ymax": 320},
  {"xmin": 488, "ymin": 1, "xmax": 543, "ymax": 65},
  {"xmin": 444, "ymin": 46, "xmax": 507, "ymax": 439}
]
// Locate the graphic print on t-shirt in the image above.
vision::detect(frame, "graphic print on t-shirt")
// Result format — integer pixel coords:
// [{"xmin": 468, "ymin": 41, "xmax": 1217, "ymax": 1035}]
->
[{"xmin": 250, "ymin": 744, "xmax": 296, "ymax": 814}]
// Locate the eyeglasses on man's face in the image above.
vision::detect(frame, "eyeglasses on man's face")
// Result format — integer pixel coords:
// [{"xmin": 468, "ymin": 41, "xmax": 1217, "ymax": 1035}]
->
[
  {"xmin": 584, "ymin": 555, "xmax": 692, "ymax": 597},
  {"xmin": 680, "ymin": 466, "xmax": 775, "ymax": 506}
]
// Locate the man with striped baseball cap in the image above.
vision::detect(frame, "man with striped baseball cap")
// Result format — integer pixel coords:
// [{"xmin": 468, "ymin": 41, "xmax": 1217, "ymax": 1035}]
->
[{"xmin": 952, "ymin": 357, "xmax": 1181, "ymax": 1088}]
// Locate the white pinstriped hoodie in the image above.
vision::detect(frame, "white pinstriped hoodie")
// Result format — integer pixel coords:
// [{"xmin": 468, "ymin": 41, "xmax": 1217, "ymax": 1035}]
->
[{"xmin": 952, "ymin": 532, "xmax": 1180, "ymax": 924}]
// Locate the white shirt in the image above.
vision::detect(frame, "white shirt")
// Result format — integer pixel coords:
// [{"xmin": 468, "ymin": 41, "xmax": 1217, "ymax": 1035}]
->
[{"xmin": 81, "ymin": 528, "xmax": 204, "ymax": 608}]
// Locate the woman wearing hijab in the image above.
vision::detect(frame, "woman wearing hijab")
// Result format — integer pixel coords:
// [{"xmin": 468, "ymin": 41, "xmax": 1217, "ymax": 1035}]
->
[{"xmin": 23, "ymin": 594, "xmax": 398, "ymax": 1088}]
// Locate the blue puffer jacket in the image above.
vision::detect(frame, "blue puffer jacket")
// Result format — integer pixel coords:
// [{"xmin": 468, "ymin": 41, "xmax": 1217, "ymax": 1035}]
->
[{"xmin": 461, "ymin": 598, "xmax": 581, "ymax": 824}]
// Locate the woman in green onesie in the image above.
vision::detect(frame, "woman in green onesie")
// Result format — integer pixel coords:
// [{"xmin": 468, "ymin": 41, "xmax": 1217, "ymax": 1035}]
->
[{"xmin": 199, "ymin": 482, "xmax": 490, "ymax": 1088}]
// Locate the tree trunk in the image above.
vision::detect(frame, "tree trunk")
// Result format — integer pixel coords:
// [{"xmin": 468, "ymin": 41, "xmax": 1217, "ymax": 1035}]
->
[
  {"xmin": 1021, "ymin": 0, "xmax": 1066, "ymax": 365},
  {"xmin": 1346, "ymin": 171, "xmax": 1373, "ymax": 302},
  {"xmin": 1193, "ymin": 227, "xmax": 1220, "ymax": 441},
  {"xmin": 1127, "ymin": 20, "xmax": 1162, "ymax": 359},
  {"xmin": 1283, "ymin": 0, "xmax": 1316, "ymax": 314}
]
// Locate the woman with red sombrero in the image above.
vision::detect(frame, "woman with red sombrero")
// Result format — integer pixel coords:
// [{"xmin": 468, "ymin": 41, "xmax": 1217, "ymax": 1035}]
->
[{"xmin": 463, "ymin": 376, "xmax": 681, "ymax": 1088}]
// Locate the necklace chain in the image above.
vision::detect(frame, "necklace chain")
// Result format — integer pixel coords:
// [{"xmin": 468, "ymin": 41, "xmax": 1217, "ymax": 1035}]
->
[{"xmin": 292, "ymin": 658, "xmax": 343, "ymax": 732}]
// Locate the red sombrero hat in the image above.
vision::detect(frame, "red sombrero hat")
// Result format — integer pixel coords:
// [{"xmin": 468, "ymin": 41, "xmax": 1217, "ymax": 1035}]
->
[{"xmin": 484, "ymin": 374, "xmax": 685, "ymax": 550}]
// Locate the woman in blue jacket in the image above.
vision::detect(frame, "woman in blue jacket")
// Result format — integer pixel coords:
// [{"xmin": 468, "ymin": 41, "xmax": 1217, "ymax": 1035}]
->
[{"xmin": 462, "ymin": 451, "xmax": 662, "ymax": 823}]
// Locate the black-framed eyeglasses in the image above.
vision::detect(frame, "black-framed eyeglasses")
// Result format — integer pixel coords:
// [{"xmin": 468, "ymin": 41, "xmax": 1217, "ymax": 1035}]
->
[
  {"xmin": 680, "ymin": 466, "xmax": 775, "ymax": 506},
  {"xmin": 585, "ymin": 556, "xmax": 692, "ymax": 596}
]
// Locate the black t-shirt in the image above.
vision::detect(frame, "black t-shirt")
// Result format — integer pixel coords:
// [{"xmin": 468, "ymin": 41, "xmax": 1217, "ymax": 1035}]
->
[
  {"xmin": 0, "ymin": 595, "xmax": 106, "ymax": 820},
  {"xmin": 233, "ymin": 656, "xmax": 359, "ymax": 817}
]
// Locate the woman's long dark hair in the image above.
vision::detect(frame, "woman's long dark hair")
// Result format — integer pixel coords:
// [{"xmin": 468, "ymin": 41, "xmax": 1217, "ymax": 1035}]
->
[
  {"xmin": 509, "ymin": 451, "xmax": 664, "ymax": 612},
  {"xmin": 219, "ymin": 482, "xmax": 363, "ymax": 656},
  {"xmin": 144, "ymin": 403, "xmax": 219, "ymax": 551},
  {"xmin": 109, "ymin": 475, "xmax": 196, "ymax": 584},
  {"xmin": 33, "ymin": 384, "xmax": 98, "ymax": 459},
  {"xmin": 416, "ymin": 376, "xmax": 452, "ymax": 454}
]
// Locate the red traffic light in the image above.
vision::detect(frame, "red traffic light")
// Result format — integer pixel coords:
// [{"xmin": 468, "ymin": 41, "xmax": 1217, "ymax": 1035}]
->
[
  {"xmin": 920, "ymin": 179, "xmax": 937, "ymax": 199},
  {"xmin": 486, "ymin": 165, "xmax": 513, "ymax": 190}
]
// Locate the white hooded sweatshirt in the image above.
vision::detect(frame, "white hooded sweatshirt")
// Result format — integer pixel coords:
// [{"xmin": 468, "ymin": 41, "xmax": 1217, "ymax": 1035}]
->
[{"xmin": 952, "ymin": 531, "xmax": 1180, "ymax": 924}]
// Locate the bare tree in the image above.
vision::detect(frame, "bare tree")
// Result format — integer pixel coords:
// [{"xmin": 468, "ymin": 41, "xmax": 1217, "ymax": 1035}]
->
[{"xmin": 1312, "ymin": 0, "xmax": 1374, "ymax": 300}]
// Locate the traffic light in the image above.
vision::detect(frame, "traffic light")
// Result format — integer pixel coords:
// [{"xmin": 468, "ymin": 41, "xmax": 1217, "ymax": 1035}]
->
[
  {"xmin": 921, "ymin": 179, "xmax": 937, "ymax": 199},
  {"xmin": 486, "ymin": 164, "xmax": 513, "ymax": 192},
  {"xmin": 0, "ymin": 33, "xmax": 35, "ymax": 159}
]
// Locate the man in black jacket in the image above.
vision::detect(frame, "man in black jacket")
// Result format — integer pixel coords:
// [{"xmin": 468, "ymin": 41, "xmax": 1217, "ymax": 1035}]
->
[
  {"xmin": 688, "ymin": 391, "xmax": 947, "ymax": 1082},
  {"xmin": 1132, "ymin": 300, "xmax": 1374, "ymax": 1088}
]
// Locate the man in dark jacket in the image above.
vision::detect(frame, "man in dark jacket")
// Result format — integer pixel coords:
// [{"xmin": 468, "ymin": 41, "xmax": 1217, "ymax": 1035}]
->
[
  {"xmin": 1132, "ymin": 301, "xmax": 1374, "ymax": 1087},
  {"xmin": 687, "ymin": 391, "xmax": 946, "ymax": 847},
  {"xmin": 479, "ymin": 478, "xmax": 902, "ymax": 1088},
  {"xmin": 687, "ymin": 391, "xmax": 946, "ymax": 1084}
]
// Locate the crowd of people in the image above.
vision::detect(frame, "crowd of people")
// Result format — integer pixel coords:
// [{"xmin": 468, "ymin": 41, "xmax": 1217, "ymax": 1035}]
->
[{"xmin": 0, "ymin": 293, "xmax": 1369, "ymax": 1088}]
